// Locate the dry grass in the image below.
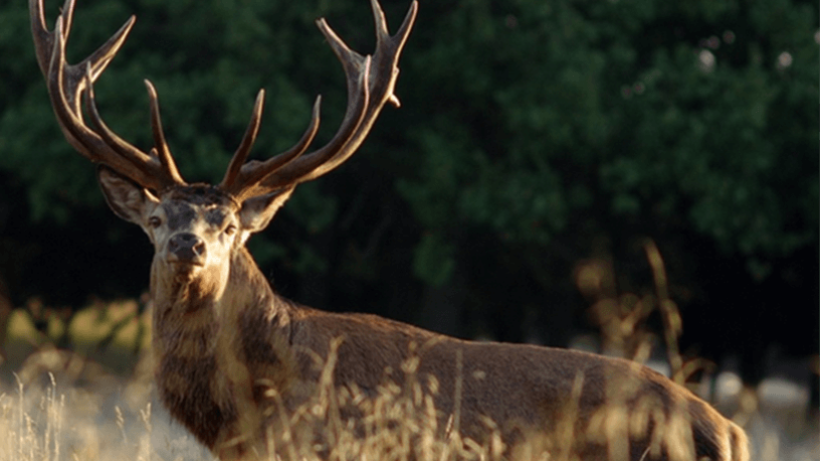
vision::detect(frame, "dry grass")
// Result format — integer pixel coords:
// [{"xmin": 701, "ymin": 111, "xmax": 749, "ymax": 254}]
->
[
  {"xmin": 0, "ymin": 245, "xmax": 816, "ymax": 460},
  {"xmin": 1, "ymin": 321, "xmax": 816, "ymax": 461},
  {"xmin": 0, "ymin": 343, "xmax": 816, "ymax": 461}
]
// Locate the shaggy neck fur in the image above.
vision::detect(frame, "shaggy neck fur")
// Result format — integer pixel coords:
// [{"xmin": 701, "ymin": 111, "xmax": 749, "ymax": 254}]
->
[{"xmin": 150, "ymin": 245, "xmax": 297, "ymax": 456}]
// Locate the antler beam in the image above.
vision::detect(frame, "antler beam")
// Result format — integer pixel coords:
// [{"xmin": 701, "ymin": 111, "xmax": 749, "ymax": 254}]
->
[
  {"xmin": 31, "ymin": 0, "xmax": 417, "ymax": 200},
  {"xmin": 30, "ymin": 0, "xmax": 185, "ymax": 192},
  {"xmin": 220, "ymin": 0, "xmax": 418, "ymax": 201}
]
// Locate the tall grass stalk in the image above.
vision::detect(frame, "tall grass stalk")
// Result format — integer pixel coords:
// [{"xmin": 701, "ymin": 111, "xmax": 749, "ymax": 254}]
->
[{"xmin": 0, "ymin": 248, "xmax": 816, "ymax": 460}]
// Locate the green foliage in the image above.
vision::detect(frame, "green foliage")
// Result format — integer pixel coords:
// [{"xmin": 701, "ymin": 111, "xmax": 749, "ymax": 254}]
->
[
  {"xmin": 0, "ymin": 0, "xmax": 816, "ymax": 297},
  {"xmin": 398, "ymin": 0, "xmax": 817, "ymax": 283},
  {"xmin": 412, "ymin": 232, "xmax": 454, "ymax": 287}
]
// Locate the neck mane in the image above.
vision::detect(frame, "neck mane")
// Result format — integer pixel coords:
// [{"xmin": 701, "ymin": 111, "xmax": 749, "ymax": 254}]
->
[
  {"xmin": 149, "ymin": 245, "xmax": 300, "ymax": 452},
  {"xmin": 150, "ymin": 246, "xmax": 289, "ymax": 351}
]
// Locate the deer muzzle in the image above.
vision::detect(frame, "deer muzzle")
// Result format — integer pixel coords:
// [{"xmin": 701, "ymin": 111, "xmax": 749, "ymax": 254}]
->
[{"xmin": 167, "ymin": 233, "xmax": 206, "ymax": 266}]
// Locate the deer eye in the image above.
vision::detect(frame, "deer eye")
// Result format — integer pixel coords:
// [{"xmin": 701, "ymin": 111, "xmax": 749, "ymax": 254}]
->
[
  {"xmin": 224, "ymin": 224, "xmax": 237, "ymax": 236},
  {"xmin": 148, "ymin": 216, "xmax": 162, "ymax": 228}
]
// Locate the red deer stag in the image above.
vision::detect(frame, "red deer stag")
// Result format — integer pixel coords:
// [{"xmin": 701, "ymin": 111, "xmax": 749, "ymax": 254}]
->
[{"xmin": 30, "ymin": 0, "xmax": 749, "ymax": 459}]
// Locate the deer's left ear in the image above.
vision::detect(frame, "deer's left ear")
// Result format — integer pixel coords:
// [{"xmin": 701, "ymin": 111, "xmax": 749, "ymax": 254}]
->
[{"xmin": 238, "ymin": 187, "xmax": 295, "ymax": 233}]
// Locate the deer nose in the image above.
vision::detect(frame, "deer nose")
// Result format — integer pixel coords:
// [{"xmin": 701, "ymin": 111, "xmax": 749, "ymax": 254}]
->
[{"xmin": 168, "ymin": 233, "xmax": 206, "ymax": 264}]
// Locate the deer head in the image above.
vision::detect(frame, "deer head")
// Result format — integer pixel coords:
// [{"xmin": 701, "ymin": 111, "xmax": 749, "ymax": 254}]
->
[{"xmin": 30, "ymin": 0, "xmax": 416, "ymax": 301}]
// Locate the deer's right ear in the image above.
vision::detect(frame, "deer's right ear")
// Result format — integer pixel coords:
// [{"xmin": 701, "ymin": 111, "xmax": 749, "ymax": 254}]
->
[
  {"xmin": 97, "ymin": 166, "xmax": 160, "ymax": 224},
  {"xmin": 239, "ymin": 187, "xmax": 295, "ymax": 234}
]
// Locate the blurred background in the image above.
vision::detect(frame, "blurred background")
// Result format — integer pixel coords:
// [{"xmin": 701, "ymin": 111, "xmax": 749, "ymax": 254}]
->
[{"xmin": 0, "ymin": 0, "xmax": 816, "ymax": 423}]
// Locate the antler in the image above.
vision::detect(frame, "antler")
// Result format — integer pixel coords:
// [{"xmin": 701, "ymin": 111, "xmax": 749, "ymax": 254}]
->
[
  {"xmin": 220, "ymin": 0, "xmax": 418, "ymax": 201},
  {"xmin": 30, "ymin": 0, "xmax": 184, "ymax": 191},
  {"xmin": 31, "ymin": 0, "xmax": 417, "ymax": 199}
]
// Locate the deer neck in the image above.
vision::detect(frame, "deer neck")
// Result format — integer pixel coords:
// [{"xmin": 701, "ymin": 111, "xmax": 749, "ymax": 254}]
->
[
  {"xmin": 149, "ymin": 246, "xmax": 286, "ymax": 355},
  {"xmin": 150, "ymin": 246, "xmax": 299, "ymax": 451}
]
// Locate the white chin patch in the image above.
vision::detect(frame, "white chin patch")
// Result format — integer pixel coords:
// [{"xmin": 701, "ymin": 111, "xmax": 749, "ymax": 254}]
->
[{"xmin": 170, "ymin": 261, "xmax": 204, "ymax": 281}]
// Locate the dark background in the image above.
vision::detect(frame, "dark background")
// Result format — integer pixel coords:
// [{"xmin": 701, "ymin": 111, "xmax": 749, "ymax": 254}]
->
[{"xmin": 0, "ymin": 0, "xmax": 817, "ymax": 391}]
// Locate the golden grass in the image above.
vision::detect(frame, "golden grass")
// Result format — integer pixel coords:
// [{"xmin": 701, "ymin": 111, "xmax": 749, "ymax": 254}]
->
[
  {"xmin": 0, "ymin": 244, "xmax": 816, "ymax": 460},
  {"xmin": 1, "ymin": 339, "xmax": 814, "ymax": 461}
]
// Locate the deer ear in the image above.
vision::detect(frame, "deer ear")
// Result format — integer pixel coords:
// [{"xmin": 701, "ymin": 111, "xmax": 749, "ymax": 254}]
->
[
  {"xmin": 239, "ymin": 187, "xmax": 295, "ymax": 233},
  {"xmin": 97, "ymin": 166, "xmax": 159, "ymax": 225}
]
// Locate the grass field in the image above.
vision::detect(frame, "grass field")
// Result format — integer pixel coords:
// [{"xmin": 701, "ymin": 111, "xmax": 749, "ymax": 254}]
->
[
  {"xmin": 0, "ymin": 253, "xmax": 816, "ymax": 460},
  {"xmin": 0, "ymin": 302, "xmax": 816, "ymax": 461}
]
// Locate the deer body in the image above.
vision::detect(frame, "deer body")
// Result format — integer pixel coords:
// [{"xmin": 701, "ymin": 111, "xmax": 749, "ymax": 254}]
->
[
  {"xmin": 140, "ymin": 211, "xmax": 747, "ymax": 460},
  {"xmin": 31, "ymin": 0, "xmax": 749, "ymax": 459}
]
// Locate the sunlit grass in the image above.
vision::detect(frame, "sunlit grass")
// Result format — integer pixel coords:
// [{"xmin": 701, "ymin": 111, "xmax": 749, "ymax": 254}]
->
[
  {"xmin": 1, "ymin": 339, "xmax": 815, "ymax": 461},
  {"xmin": 0, "ymin": 246, "xmax": 817, "ymax": 460}
]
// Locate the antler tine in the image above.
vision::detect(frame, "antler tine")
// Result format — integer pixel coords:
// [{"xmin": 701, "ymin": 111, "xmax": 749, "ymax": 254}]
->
[
  {"xmin": 145, "ymin": 80, "xmax": 185, "ymax": 185},
  {"xmin": 46, "ymin": 18, "xmax": 148, "ymax": 182},
  {"xmin": 272, "ymin": 41, "xmax": 372, "ymax": 184},
  {"xmin": 220, "ymin": 41, "xmax": 371, "ymax": 200},
  {"xmin": 31, "ymin": 0, "xmax": 135, "ymax": 109},
  {"xmin": 220, "ymin": 90, "xmax": 266, "ymax": 191},
  {"xmin": 295, "ymin": 1, "xmax": 417, "ymax": 179},
  {"xmin": 31, "ymin": 0, "xmax": 185, "ymax": 192},
  {"xmin": 83, "ymin": 65, "xmax": 160, "ymax": 183},
  {"xmin": 301, "ymin": 0, "xmax": 417, "ymax": 176},
  {"xmin": 220, "ymin": 94, "xmax": 323, "ymax": 198},
  {"xmin": 224, "ymin": 0, "xmax": 417, "ymax": 199},
  {"xmin": 30, "ymin": 0, "xmax": 71, "ymax": 77}
]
